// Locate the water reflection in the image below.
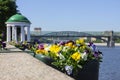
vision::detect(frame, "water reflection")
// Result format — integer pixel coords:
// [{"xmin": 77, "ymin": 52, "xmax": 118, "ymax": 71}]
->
[{"xmin": 98, "ymin": 46, "xmax": 120, "ymax": 80}]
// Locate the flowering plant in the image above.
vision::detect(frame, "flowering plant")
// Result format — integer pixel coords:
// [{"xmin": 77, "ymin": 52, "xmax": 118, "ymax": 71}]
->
[
  {"xmin": 35, "ymin": 39, "xmax": 102, "ymax": 76},
  {"xmin": 0, "ymin": 33, "xmax": 6, "ymax": 50}
]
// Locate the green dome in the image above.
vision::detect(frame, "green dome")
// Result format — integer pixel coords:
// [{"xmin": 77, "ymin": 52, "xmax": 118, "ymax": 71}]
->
[{"xmin": 6, "ymin": 14, "xmax": 31, "ymax": 23}]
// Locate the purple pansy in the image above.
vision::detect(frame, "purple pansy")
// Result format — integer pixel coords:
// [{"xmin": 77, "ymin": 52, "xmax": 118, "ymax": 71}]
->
[
  {"xmin": 88, "ymin": 42, "xmax": 93, "ymax": 47},
  {"xmin": 38, "ymin": 44, "xmax": 44, "ymax": 49},
  {"xmin": 59, "ymin": 41, "xmax": 65, "ymax": 45},
  {"xmin": 94, "ymin": 51, "xmax": 99, "ymax": 58},
  {"xmin": 2, "ymin": 42, "xmax": 6, "ymax": 48},
  {"xmin": 89, "ymin": 43, "xmax": 97, "ymax": 52}
]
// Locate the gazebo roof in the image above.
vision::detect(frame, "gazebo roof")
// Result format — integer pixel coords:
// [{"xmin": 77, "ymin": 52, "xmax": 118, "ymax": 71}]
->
[{"xmin": 6, "ymin": 14, "xmax": 31, "ymax": 23}]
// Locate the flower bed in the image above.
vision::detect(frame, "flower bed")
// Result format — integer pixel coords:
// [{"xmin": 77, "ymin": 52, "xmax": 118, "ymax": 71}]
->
[
  {"xmin": 33, "ymin": 39, "xmax": 102, "ymax": 80},
  {"xmin": 13, "ymin": 38, "xmax": 103, "ymax": 80}
]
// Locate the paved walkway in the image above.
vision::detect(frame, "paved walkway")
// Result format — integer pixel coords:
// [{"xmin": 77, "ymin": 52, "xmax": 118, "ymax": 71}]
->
[{"xmin": 0, "ymin": 44, "xmax": 74, "ymax": 80}]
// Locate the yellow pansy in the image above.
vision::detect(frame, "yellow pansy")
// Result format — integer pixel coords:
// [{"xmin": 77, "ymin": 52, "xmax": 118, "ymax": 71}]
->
[
  {"xmin": 76, "ymin": 40, "xmax": 80, "ymax": 44},
  {"xmin": 71, "ymin": 52, "xmax": 81, "ymax": 61},
  {"xmin": 65, "ymin": 42, "xmax": 74, "ymax": 48},
  {"xmin": 80, "ymin": 45, "xmax": 86, "ymax": 50},
  {"xmin": 68, "ymin": 42, "xmax": 73, "ymax": 47},
  {"xmin": 76, "ymin": 38, "xmax": 85, "ymax": 45},
  {"xmin": 49, "ymin": 44, "xmax": 61, "ymax": 54},
  {"xmin": 36, "ymin": 50, "xmax": 41, "ymax": 54},
  {"xmin": 36, "ymin": 49, "xmax": 46, "ymax": 54}
]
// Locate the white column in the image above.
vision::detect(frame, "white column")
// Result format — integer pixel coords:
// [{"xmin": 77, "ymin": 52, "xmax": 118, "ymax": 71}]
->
[
  {"xmin": 12, "ymin": 26, "xmax": 15, "ymax": 41},
  {"xmin": 27, "ymin": 26, "xmax": 31, "ymax": 42},
  {"xmin": 21, "ymin": 26, "xmax": 25, "ymax": 42},
  {"xmin": 7, "ymin": 26, "xmax": 11, "ymax": 42},
  {"xmin": 14, "ymin": 27, "xmax": 17, "ymax": 42}
]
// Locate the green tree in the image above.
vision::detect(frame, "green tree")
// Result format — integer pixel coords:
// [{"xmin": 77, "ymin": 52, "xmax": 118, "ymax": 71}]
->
[
  {"xmin": 115, "ymin": 38, "xmax": 120, "ymax": 43},
  {"xmin": 0, "ymin": 0, "xmax": 18, "ymax": 40}
]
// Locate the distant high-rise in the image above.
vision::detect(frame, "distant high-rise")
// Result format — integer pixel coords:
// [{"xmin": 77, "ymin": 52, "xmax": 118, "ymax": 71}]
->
[
  {"xmin": 34, "ymin": 27, "xmax": 41, "ymax": 35},
  {"xmin": 34, "ymin": 27, "xmax": 41, "ymax": 32}
]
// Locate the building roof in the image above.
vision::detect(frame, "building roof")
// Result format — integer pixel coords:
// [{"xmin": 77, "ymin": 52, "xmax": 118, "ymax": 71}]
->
[{"xmin": 6, "ymin": 14, "xmax": 31, "ymax": 23}]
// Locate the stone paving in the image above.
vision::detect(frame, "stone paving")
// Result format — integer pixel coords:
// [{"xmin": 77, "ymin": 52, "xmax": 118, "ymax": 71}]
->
[{"xmin": 0, "ymin": 44, "xmax": 74, "ymax": 80}]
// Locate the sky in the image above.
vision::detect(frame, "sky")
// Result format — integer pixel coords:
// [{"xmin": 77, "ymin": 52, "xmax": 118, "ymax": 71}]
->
[{"xmin": 16, "ymin": 0, "xmax": 120, "ymax": 31}]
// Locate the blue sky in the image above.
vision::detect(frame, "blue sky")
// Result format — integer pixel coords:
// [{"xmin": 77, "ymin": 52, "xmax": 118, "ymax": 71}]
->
[{"xmin": 16, "ymin": 0, "xmax": 120, "ymax": 31}]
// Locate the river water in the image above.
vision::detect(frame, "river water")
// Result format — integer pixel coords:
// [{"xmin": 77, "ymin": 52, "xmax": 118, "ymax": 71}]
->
[{"xmin": 98, "ymin": 46, "xmax": 120, "ymax": 80}]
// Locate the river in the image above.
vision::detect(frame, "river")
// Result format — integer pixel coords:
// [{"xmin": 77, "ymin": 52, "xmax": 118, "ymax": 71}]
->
[{"xmin": 98, "ymin": 46, "xmax": 120, "ymax": 80}]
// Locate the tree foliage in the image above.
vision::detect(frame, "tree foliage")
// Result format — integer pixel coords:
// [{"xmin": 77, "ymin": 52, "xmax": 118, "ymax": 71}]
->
[{"xmin": 0, "ymin": 0, "xmax": 18, "ymax": 35}]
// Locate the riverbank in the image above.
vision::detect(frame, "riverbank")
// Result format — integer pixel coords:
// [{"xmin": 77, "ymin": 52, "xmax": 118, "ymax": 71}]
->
[{"xmin": 89, "ymin": 43, "xmax": 120, "ymax": 46}]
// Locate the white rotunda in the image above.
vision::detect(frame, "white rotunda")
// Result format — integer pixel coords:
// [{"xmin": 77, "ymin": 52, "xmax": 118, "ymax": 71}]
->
[{"xmin": 5, "ymin": 13, "xmax": 31, "ymax": 42}]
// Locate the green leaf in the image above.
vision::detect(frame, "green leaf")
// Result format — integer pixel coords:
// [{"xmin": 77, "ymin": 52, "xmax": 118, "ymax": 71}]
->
[{"xmin": 77, "ymin": 65, "xmax": 82, "ymax": 69}]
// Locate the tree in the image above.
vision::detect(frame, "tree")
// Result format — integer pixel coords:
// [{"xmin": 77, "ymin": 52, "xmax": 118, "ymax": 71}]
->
[{"xmin": 0, "ymin": 0, "xmax": 18, "ymax": 40}]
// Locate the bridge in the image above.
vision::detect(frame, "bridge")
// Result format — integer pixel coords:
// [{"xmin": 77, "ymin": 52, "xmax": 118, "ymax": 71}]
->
[{"xmin": 31, "ymin": 31, "xmax": 120, "ymax": 47}]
